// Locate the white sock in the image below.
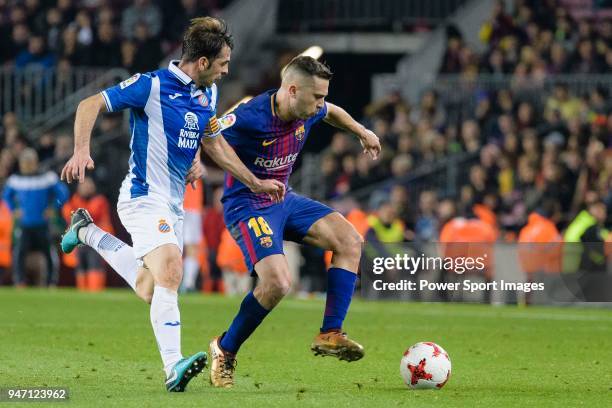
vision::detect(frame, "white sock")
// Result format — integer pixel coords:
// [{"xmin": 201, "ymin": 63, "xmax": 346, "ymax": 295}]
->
[
  {"xmin": 78, "ymin": 224, "xmax": 137, "ymax": 290},
  {"xmin": 182, "ymin": 256, "xmax": 199, "ymax": 291},
  {"xmin": 150, "ymin": 285, "xmax": 183, "ymax": 375}
]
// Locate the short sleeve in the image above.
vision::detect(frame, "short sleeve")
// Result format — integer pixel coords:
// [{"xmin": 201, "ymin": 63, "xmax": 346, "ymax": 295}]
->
[
  {"xmin": 217, "ymin": 107, "xmax": 243, "ymax": 146},
  {"xmin": 101, "ymin": 73, "xmax": 152, "ymax": 112}
]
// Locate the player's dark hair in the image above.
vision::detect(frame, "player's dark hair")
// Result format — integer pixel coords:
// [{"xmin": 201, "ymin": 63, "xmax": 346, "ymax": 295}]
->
[
  {"xmin": 284, "ymin": 56, "xmax": 333, "ymax": 80},
  {"xmin": 181, "ymin": 17, "xmax": 234, "ymax": 63}
]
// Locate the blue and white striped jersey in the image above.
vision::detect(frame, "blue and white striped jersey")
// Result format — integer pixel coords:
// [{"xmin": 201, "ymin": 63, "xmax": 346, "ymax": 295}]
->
[{"xmin": 101, "ymin": 60, "xmax": 221, "ymax": 213}]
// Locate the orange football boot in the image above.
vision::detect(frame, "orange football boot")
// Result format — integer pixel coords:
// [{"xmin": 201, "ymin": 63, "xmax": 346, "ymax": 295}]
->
[{"xmin": 311, "ymin": 330, "xmax": 364, "ymax": 362}]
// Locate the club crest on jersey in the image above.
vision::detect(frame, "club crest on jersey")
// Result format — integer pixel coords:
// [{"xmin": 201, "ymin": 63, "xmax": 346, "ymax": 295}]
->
[
  {"xmin": 184, "ymin": 112, "xmax": 199, "ymax": 131},
  {"xmin": 218, "ymin": 113, "xmax": 236, "ymax": 130},
  {"xmin": 259, "ymin": 236, "xmax": 273, "ymax": 248},
  {"xmin": 294, "ymin": 124, "xmax": 305, "ymax": 141},
  {"xmin": 198, "ymin": 94, "xmax": 208, "ymax": 107},
  {"xmin": 119, "ymin": 73, "xmax": 140, "ymax": 89},
  {"xmin": 158, "ymin": 219, "xmax": 171, "ymax": 233}
]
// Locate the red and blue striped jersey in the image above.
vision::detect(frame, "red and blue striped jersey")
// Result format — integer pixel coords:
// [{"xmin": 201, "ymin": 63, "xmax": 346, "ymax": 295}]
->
[{"xmin": 219, "ymin": 90, "xmax": 328, "ymax": 210}]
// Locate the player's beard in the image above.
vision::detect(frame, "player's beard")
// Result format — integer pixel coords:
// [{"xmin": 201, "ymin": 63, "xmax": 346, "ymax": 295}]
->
[
  {"xmin": 197, "ymin": 71, "xmax": 214, "ymax": 88},
  {"xmin": 290, "ymin": 101, "xmax": 311, "ymax": 120}
]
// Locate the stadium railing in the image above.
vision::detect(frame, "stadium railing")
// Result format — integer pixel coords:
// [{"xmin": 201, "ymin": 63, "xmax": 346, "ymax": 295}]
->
[
  {"xmin": 277, "ymin": 0, "xmax": 467, "ymax": 32},
  {"xmin": 433, "ymin": 73, "xmax": 612, "ymax": 105},
  {"xmin": 0, "ymin": 66, "xmax": 130, "ymax": 138},
  {"xmin": 291, "ymin": 150, "xmax": 479, "ymax": 209},
  {"xmin": 349, "ymin": 151, "xmax": 479, "ymax": 209}
]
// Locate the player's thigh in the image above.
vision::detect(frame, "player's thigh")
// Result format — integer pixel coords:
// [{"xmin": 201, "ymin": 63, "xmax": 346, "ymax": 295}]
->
[
  {"xmin": 302, "ymin": 212, "xmax": 363, "ymax": 252},
  {"xmin": 142, "ymin": 243, "xmax": 183, "ymax": 288}
]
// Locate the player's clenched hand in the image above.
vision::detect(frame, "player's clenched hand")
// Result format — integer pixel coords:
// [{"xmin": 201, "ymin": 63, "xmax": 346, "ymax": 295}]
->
[
  {"xmin": 252, "ymin": 179, "xmax": 286, "ymax": 203},
  {"xmin": 60, "ymin": 150, "xmax": 94, "ymax": 183},
  {"xmin": 185, "ymin": 158, "xmax": 205, "ymax": 187},
  {"xmin": 359, "ymin": 129, "xmax": 381, "ymax": 160}
]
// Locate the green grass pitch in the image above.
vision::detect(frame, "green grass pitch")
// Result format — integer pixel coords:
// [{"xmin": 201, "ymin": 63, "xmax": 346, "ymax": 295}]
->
[{"xmin": 1, "ymin": 288, "xmax": 611, "ymax": 407}]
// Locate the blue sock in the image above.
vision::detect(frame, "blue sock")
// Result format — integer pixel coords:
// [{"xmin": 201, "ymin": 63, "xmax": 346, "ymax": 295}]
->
[
  {"xmin": 220, "ymin": 292, "xmax": 269, "ymax": 354},
  {"xmin": 321, "ymin": 267, "xmax": 357, "ymax": 332}
]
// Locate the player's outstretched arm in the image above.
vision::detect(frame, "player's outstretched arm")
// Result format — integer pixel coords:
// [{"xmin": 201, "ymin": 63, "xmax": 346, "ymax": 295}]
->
[
  {"xmin": 323, "ymin": 103, "xmax": 381, "ymax": 160},
  {"xmin": 201, "ymin": 135, "xmax": 286, "ymax": 202},
  {"xmin": 61, "ymin": 93, "xmax": 106, "ymax": 183}
]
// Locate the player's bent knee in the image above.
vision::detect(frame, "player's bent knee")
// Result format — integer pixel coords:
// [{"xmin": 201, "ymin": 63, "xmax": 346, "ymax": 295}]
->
[
  {"xmin": 270, "ymin": 275, "xmax": 292, "ymax": 297},
  {"xmin": 334, "ymin": 229, "xmax": 364, "ymax": 259},
  {"xmin": 259, "ymin": 270, "xmax": 292, "ymax": 302}
]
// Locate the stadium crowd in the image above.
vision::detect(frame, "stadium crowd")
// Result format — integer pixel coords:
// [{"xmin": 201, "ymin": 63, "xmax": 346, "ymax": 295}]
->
[
  {"xmin": 0, "ymin": 0, "xmax": 610, "ymax": 292},
  {"xmin": 0, "ymin": 0, "xmax": 223, "ymax": 72}
]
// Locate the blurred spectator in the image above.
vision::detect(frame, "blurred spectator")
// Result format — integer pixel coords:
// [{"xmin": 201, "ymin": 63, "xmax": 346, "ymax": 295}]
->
[
  {"xmin": 121, "ymin": 0, "xmax": 162, "ymax": 41},
  {"xmin": 120, "ymin": 39, "xmax": 137, "ymax": 72},
  {"xmin": 181, "ymin": 179, "xmax": 204, "ymax": 292},
  {"xmin": 44, "ymin": 7, "xmax": 64, "ymax": 53},
  {"xmin": 131, "ymin": 20, "xmax": 162, "ymax": 73},
  {"xmin": 0, "ymin": 200, "xmax": 13, "ymax": 285},
  {"xmin": 73, "ymin": 10, "xmax": 94, "ymax": 47},
  {"xmin": 92, "ymin": 21, "xmax": 121, "ymax": 67},
  {"xmin": 414, "ymin": 190, "xmax": 439, "ymax": 241},
  {"xmin": 439, "ymin": 210, "xmax": 497, "ymax": 283},
  {"xmin": 365, "ymin": 201, "xmax": 406, "ymax": 244},
  {"xmin": 217, "ymin": 228, "xmax": 250, "ymax": 296},
  {"xmin": 203, "ymin": 187, "xmax": 225, "ymax": 292},
  {"xmin": 518, "ymin": 201, "xmax": 563, "ymax": 275},
  {"xmin": 60, "ymin": 26, "xmax": 92, "ymax": 65},
  {"xmin": 2, "ymin": 148, "xmax": 69, "ymax": 286},
  {"xmin": 163, "ymin": 0, "xmax": 210, "ymax": 44},
  {"xmin": 62, "ymin": 176, "xmax": 112, "ymax": 291},
  {"xmin": 565, "ymin": 199, "xmax": 609, "ymax": 273},
  {"xmin": 15, "ymin": 34, "xmax": 56, "ymax": 70}
]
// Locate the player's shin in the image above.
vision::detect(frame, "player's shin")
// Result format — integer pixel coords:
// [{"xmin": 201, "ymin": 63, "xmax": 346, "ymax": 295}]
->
[
  {"xmin": 321, "ymin": 267, "xmax": 357, "ymax": 332},
  {"xmin": 150, "ymin": 285, "xmax": 183, "ymax": 375},
  {"xmin": 79, "ymin": 224, "xmax": 137, "ymax": 290},
  {"xmin": 219, "ymin": 291, "xmax": 270, "ymax": 354}
]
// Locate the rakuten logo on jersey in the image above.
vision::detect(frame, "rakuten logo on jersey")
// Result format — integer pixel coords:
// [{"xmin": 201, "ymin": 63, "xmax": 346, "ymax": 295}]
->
[{"xmin": 254, "ymin": 153, "xmax": 298, "ymax": 170}]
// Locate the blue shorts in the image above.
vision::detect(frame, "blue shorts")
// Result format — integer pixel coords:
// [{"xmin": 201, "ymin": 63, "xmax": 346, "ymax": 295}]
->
[{"xmin": 223, "ymin": 192, "xmax": 335, "ymax": 274}]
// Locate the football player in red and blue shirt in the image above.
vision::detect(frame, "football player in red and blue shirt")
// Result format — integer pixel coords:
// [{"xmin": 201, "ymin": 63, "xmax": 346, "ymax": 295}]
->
[{"xmin": 209, "ymin": 56, "xmax": 381, "ymax": 387}]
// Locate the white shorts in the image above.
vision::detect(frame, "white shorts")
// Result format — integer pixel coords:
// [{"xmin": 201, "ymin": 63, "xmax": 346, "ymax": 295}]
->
[
  {"xmin": 183, "ymin": 210, "xmax": 202, "ymax": 246},
  {"xmin": 117, "ymin": 197, "xmax": 184, "ymax": 260}
]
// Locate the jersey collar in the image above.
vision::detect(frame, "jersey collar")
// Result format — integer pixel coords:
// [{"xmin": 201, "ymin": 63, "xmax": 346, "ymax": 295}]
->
[{"xmin": 168, "ymin": 60, "xmax": 193, "ymax": 86}]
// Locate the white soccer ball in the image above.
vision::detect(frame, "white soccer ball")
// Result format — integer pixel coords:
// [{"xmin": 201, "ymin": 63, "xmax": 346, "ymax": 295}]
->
[{"xmin": 400, "ymin": 342, "xmax": 451, "ymax": 389}]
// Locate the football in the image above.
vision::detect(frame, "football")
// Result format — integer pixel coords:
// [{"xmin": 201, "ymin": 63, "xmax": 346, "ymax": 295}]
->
[{"xmin": 400, "ymin": 342, "xmax": 451, "ymax": 390}]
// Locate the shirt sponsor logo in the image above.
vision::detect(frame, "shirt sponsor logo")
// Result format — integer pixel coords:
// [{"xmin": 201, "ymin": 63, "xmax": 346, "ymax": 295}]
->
[
  {"xmin": 178, "ymin": 112, "xmax": 200, "ymax": 149},
  {"xmin": 184, "ymin": 112, "xmax": 199, "ymax": 130},
  {"xmin": 254, "ymin": 153, "xmax": 298, "ymax": 170}
]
